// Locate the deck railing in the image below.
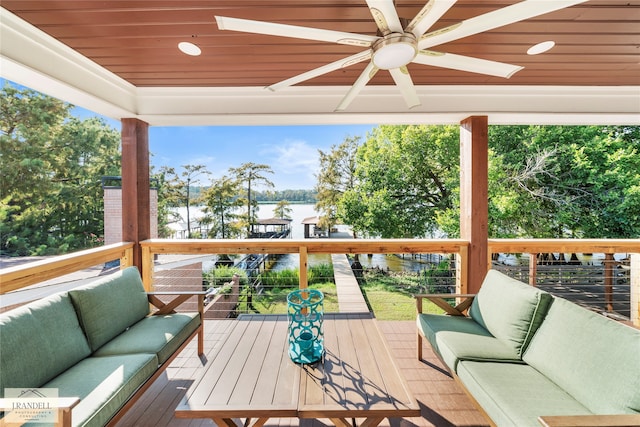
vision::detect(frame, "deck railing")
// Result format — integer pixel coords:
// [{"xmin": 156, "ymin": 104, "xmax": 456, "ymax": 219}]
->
[
  {"xmin": 0, "ymin": 242, "xmax": 134, "ymax": 293},
  {"xmin": 1, "ymin": 239, "xmax": 638, "ymax": 325},
  {"xmin": 139, "ymin": 238, "xmax": 469, "ymax": 289},
  {"xmin": 489, "ymin": 239, "xmax": 640, "ymax": 325}
]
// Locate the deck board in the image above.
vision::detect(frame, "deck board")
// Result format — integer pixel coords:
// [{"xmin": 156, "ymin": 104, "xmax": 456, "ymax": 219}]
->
[{"xmin": 113, "ymin": 319, "xmax": 489, "ymax": 427}]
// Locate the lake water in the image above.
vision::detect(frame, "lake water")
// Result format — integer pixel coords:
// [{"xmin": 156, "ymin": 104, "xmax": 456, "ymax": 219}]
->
[
  {"xmin": 172, "ymin": 204, "xmax": 623, "ymax": 272},
  {"xmin": 172, "ymin": 203, "xmax": 321, "ymax": 239},
  {"xmin": 175, "ymin": 203, "xmax": 444, "ymax": 272}
]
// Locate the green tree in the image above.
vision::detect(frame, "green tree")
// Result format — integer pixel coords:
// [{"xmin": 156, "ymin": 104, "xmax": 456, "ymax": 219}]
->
[
  {"xmin": 201, "ymin": 175, "xmax": 244, "ymax": 238},
  {"xmin": 0, "ymin": 84, "xmax": 120, "ymax": 255},
  {"xmin": 488, "ymin": 125, "xmax": 640, "ymax": 238},
  {"xmin": 229, "ymin": 162, "xmax": 274, "ymax": 235},
  {"xmin": 315, "ymin": 135, "xmax": 361, "ymax": 233},
  {"xmin": 339, "ymin": 125, "xmax": 459, "ymax": 238},
  {"xmin": 152, "ymin": 166, "xmax": 181, "ymax": 237},
  {"xmin": 161, "ymin": 164, "xmax": 211, "ymax": 238},
  {"xmin": 273, "ymin": 200, "xmax": 293, "ymax": 219}
]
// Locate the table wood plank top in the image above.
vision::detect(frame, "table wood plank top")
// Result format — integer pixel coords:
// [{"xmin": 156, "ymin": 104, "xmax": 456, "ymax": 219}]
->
[{"xmin": 176, "ymin": 313, "xmax": 419, "ymax": 426}]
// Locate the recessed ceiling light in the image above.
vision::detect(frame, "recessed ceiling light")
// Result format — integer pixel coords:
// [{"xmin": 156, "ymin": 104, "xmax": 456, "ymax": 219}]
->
[
  {"xmin": 527, "ymin": 41, "xmax": 555, "ymax": 55},
  {"xmin": 178, "ymin": 42, "xmax": 201, "ymax": 56}
]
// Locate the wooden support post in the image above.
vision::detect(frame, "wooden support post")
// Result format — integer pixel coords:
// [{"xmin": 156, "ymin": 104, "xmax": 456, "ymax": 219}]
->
[
  {"xmin": 121, "ymin": 118, "xmax": 150, "ymax": 274},
  {"xmin": 631, "ymin": 253, "xmax": 639, "ymax": 327},
  {"xmin": 604, "ymin": 253, "xmax": 614, "ymax": 312},
  {"xmin": 529, "ymin": 253, "xmax": 538, "ymax": 286},
  {"xmin": 460, "ymin": 116, "xmax": 489, "ymax": 294},
  {"xmin": 457, "ymin": 245, "xmax": 468, "ymax": 295},
  {"xmin": 299, "ymin": 246, "xmax": 308, "ymax": 289},
  {"xmin": 141, "ymin": 244, "xmax": 154, "ymax": 292}
]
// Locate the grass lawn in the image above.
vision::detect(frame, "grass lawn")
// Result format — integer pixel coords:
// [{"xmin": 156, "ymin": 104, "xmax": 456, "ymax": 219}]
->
[
  {"xmin": 246, "ymin": 283, "xmax": 340, "ymax": 314},
  {"xmin": 361, "ymin": 280, "xmax": 445, "ymax": 321},
  {"xmin": 242, "ymin": 279, "xmax": 444, "ymax": 320}
]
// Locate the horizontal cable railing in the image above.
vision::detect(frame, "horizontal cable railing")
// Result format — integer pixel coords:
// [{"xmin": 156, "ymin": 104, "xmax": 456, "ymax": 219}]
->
[
  {"xmin": 1, "ymin": 239, "xmax": 637, "ymax": 325},
  {"xmin": 146, "ymin": 249, "xmax": 462, "ymax": 320},
  {"xmin": 489, "ymin": 239, "xmax": 640, "ymax": 325},
  {"xmin": 140, "ymin": 239, "xmax": 469, "ymax": 321}
]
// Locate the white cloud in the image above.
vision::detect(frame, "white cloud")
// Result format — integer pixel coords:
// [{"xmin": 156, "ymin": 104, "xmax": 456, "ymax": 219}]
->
[{"xmin": 265, "ymin": 140, "xmax": 319, "ymax": 189}]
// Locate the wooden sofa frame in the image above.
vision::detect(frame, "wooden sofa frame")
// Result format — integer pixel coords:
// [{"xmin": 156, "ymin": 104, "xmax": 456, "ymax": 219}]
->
[
  {"xmin": 0, "ymin": 290, "xmax": 205, "ymax": 427},
  {"xmin": 416, "ymin": 293, "xmax": 640, "ymax": 427}
]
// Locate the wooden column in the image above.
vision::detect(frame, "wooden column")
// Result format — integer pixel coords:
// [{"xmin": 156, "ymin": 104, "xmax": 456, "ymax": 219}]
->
[
  {"xmin": 460, "ymin": 116, "xmax": 489, "ymax": 294},
  {"xmin": 121, "ymin": 118, "xmax": 150, "ymax": 273}
]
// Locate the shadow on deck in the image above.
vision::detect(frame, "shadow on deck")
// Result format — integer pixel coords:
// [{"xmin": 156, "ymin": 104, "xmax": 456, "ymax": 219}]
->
[{"xmin": 114, "ymin": 319, "xmax": 488, "ymax": 427}]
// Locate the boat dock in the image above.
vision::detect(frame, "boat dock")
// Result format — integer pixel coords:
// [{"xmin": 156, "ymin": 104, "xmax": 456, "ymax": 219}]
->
[{"xmin": 331, "ymin": 254, "xmax": 369, "ymax": 313}]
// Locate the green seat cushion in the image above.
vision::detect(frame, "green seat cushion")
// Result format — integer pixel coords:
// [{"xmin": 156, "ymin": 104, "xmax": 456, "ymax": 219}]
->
[
  {"xmin": 69, "ymin": 267, "xmax": 149, "ymax": 351},
  {"xmin": 457, "ymin": 360, "xmax": 592, "ymax": 427},
  {"xmin": 93, "ymin": 312, "xmax": 201, "ymax": 364},
  {"xmin": 523, "ymin": 297, "xmax": 640, "ymax": 414},
  {"xmin": 43, "ymin": 353, "xmax": 157, "ymax": 427},
  {"xmin": 0, "ymin": 293, "xmax": 91, "ymax": 395},
  {"xmin": 417, "ymin": 313, "xmax": 521, "ymax": 372},
  {"xmin": 469, "ymin": 269, "xmax": 552, "ymax": 357}
]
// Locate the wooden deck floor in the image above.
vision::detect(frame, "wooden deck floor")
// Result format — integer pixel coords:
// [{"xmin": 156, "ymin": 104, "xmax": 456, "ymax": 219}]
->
[{"xmin": 114, "ymin": 319, "xmax": 489, "ymax": 427}]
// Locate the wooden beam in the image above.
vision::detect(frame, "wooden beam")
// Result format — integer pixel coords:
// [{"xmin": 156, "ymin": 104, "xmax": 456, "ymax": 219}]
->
[
  {"xmin": 121, "ymin": 118, "xmax": 150, "ymax": 272},
  {"xmin": 460, "ymin": 116, "xmax": 489, "ymax": 294}
]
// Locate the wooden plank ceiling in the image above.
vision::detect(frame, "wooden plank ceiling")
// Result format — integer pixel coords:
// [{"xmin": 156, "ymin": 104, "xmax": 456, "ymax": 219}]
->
[{"xmin": 2, "ymin": 0, "xmax": 639, "ymax": 89}]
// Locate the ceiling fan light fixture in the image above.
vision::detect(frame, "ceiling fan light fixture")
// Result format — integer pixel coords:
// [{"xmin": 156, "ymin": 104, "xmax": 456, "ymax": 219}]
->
[
  {"xmin": 178, "ymin": 42, "xmax": 201, "ymax": 56},
  {"xmin": 372, "ymin": 34, "xmax": 417, "ymax": 70},
  {"xmin": 527, "ymin": 40, "xmax": 555, "ymax": 55}
]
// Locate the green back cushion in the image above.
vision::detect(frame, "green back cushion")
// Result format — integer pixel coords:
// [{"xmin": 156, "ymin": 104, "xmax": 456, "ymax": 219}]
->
[
  {"xmin": 0, "ymin": 293, "xmax": 91, "ymax": 395},
  {"xmin": 469, "ymin": 269, "xmax": 552, "ymax": 357},
  {"xmin": 69, "ymin": 267, "xmax": 149, "ymax": 351},
  {"xmin": 523, "ymin": 297, "xmax": 640, "ymax": 413}
]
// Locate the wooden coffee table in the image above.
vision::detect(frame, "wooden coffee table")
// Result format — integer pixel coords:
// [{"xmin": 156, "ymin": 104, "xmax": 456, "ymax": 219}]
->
[{"xmin": 175, "ymin": 313, "xmax": 420, "ymax": 427}]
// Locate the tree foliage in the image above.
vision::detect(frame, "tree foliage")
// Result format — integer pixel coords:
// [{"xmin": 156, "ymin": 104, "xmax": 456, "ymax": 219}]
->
[
  {"xmin": 1, "ymin": 84, "xmax": 121, "ymax": 255},
  {"xmin": 338, "ymin": 125, "xmax": 459, "ymax": 238},
  {"xmin": 229, "ymin": 162, "xmax": 274, "ymax": 235},
  {"xmin": 488, "ymin": 125, "xmax": 640, "ymax": 238},
  {"xmin": 201, "ymin": 175, "xmax": 244, "ymax": 238},
  {"xmin": 334, "ymin": 124, "xmax": 639, "ymax": 239},
  {"xmin": 273, "ymin": 200, "xmax": 293, "ymax": 219},
  {"xmin": 315, "ymin": 135, "xmax": 361, "ymax": 232}
]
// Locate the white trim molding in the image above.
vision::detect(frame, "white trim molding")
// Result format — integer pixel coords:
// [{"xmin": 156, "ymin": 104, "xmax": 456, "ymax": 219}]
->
[{"xmin": 2, "ymin": 7, "xmax": 639, "ymax": 126}]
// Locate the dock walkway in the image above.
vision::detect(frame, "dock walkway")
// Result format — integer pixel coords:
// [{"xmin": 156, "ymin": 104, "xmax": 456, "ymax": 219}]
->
[{"xmin": 331, "ymin": 254, "xmax": 369, "ymax": 313}]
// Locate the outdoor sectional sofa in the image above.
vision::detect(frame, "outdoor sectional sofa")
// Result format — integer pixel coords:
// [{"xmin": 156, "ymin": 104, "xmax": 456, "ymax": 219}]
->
[
  {"xmin": 416, "ymin": 269, "xmax": 640, "ymax": 427},
  {"xmin": 0, "ymin": 266, "xmax": 204, "ymax": 427}
]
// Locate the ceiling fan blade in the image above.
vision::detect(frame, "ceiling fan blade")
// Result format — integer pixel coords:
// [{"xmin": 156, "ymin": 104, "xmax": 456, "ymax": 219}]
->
[
  {"xmin": 389, "ymin": 67, "xmax": 421, "ymax": 109},
  {"xmin": 267, "ymin": 51, "xmax": 372, "ymax": 91},
  {"xmin": 335, "ymin": 62, "xmax": 379, "ymax": 112},
  {"xmin": 366, "ymin": 0, "xmax": 404, "ymax": 35},
  {"xmin": 405, "ymin": 0, "xmax": 457, "ymax": 38},
  {"xmin": 418, "ymin": 0, "xmax": 588, "ymax": 49},
  {"xmin": 413, "ymin": 50, "xmax": 523, "ymax": 78},
  {"xmin": 215, "ymin": 16, "xmax": 378, "ymax": 47}
]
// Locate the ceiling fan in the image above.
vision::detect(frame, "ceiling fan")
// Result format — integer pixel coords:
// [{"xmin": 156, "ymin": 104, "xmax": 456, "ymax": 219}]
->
[{"xmin": 215, "ymin": 0, "xmax": 587, "ymax": 111}]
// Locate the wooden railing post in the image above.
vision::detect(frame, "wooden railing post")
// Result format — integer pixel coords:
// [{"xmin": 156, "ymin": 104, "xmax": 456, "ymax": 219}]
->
[
  {"xmin": 604, "ymin": 253, "xmax": 615, "ymax": 312},
  {"xmin": 457, "ymin": 244, "xmax": 468, "ymax": 295},
  {"xmin": 121, "ymin": 246, "xmax": 134, "ymax": 269},
  {"xmin": 631, "ymin": 253, "xmax": 639, "ymax": 327},
  {"xmin": 141, "ymin": 244, "xmax": 154, "ymax": 292},
  {"xmin": 529, "ymin": 253, "xmax": 538, "ymax": 286},
  {"xmin": 299, "ymin": 246, "xmax": 308, "ymax": 289}
]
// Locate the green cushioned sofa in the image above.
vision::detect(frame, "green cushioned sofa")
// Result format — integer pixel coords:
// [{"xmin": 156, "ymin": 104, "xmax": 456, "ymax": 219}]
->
[
  {"xmin": 0, "ymin": 267, "xmax": 204, "ymax": 427},
  {"xmin": 416, "ymin": 269, "xmax": 640, "ymax": 427}
]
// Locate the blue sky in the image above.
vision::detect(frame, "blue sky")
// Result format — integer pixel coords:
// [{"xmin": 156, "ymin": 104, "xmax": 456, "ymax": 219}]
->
[
  {"xmin": 4, "ymin": 79, "xmax": 374, "ymax": 190},
  {"xmin": 71, "ymin": 106, "xmax": 374, "ymax": 190},
  {"xmin": 146, "ymin": 124, "xmax": 375, "ymax": 190}
]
